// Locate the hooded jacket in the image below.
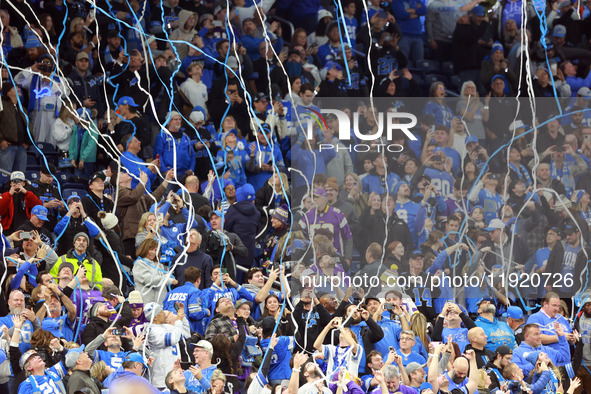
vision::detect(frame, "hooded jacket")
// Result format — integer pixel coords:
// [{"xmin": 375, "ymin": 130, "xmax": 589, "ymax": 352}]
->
[
  {"xmin": 154, "ymin": 130, "xmax": 196, "ymax": 175},
  {"xmin": 225, "ymin": 201, "xmax": 261, "ymax": 268},
  {"xmin": 169, "ymin": 10, "xmax": 198, "ymax": 59}
]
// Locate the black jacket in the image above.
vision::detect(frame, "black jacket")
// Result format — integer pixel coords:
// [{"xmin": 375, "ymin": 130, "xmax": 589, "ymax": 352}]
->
[
  {"xmin": 464, "ymin": 343, "xmax": 494, "ymax": 369},
  {"xmin": 547, "ymin": 242, "xmax": 591, "ymax": 297},
  {"xmin": 293, "ymin": 302, "xmax": 332, "ymax": 353},
  {"xmin": 173, "ymin": 248, "xmax": 214, "ymax": 289},
  {"xmin": 225, "ymin": 201, "xmax": 261, "ymax": 268}
]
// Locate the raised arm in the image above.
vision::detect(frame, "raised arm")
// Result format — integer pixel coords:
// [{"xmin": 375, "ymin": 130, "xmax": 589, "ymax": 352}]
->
[{"xmin": 314, "ymin": 317, "xmax": 340, "ymax": 352}]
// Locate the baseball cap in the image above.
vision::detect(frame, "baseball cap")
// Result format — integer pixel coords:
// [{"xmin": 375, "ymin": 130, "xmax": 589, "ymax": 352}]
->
[
  {"xmin": 190, "ymin": 340, "xmax": 214, "ymax": 356},
  {"xmin": 509, "ymin": 120, "xmax": 527, "ymax": 130},
  {"xmin": 558, "ymin": 1, "xmax": 571, "ymax": 7},
  {"xmin": 484, "ymin": 218, "xmax": 505, "ymax": 231},
  {"xmin": 76, "ymin": 51, "xmax": 89, "ymax": 61},
  {"xmin": 409, "ymin": 250, "xmax": 423, "ymax": 259},
  {"xmin": 476, "ymin": 297, "xmax": 493, "ymax": 306},
  {"xmin": 563, "ymin": 224, "xmax": 579, "ymax": 235},
  {"xmin": 65, "ymin": 345, "xmax": 86, "ymax": 369},
  {"xmin": 577, "ymin": 87, "xmax": 591, "ymax": 98},
  {"xmin": 502, "ymin": 306, "xmax": 523, "ymax": 319},
  {"xmin": 472, "ymin": 5, "xmax": 485, "ymax": 16},
  {"xmin": 405, "ymin": 362, "xmax": 427, "ymax": 375},
  {"xmin": 31, "ymin": 205, "xmax": 49, "ymax": 221},
  {"xmin": 124, "ymin": 352, "xmax": 149, "ymax": 369},
  {"xmin": 20, "ymin": 350, "xmax": 39, "ymax": 370},
  {"xmin": 208, "ymin": 210, "xmax": 223, "ymax": 218},
  {"xmin": 318, "ymin": 9, "xmax": 333, "ymax": 21},
  {"xmin": 10, "ymin": 171, "xmax": 25, "ymax": 182},
  {"xmin": 573, "ymin": 190, "xmax": 586, "ymax": 204},
  {"xmin": 494, "ymin": 344, "xmax": 513, "ymax": 356},
  {"xmin": 235, "ymin": 299, "xmax": 253, "ymax": 309},
  {"xmin": 117, "ymin": 96, "xmax": 139, "ymax": 107},
  {"xmin": 553, "ymin": 24, "xmax": 567, "ymax": 37},
  {"xmin": 253, "ymin": 92, "xmax": 267, "ymax": 102},
  {"xmin": 420, "ymin": 383, "xmax": 434, "ymax": 394},
  {"xmin": 313, "ymin": 188, "xmax": 327, "ymax": 197},
  {"xmin": 88, "ymin": 171, "xmax": 106, "ymax": 185},
  {"xmin": 325, "ymin": 60, "xmax": 343, "ymax": 72},
  {"xmin": 67, "ymin": 192, "xmax": 82, "ymax": 204},
  {"xmin": 465, "ymin": 135, "xmax": 479, "ymax": 144},
  {"xmin": 226, "ymin": 56, "xmax": 239, "ymax": 69}
]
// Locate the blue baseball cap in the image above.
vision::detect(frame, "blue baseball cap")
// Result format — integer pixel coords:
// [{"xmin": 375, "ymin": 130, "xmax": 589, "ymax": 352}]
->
[
  {"xmin": 208, "ymin": 210, "xmax": 223, "ymax": 218},
  {"xmin": 420, "ymin": 383, "xmax": 433, "ymax": 394},
  {"xmin": 573, "ymin": 190, "xmax": 587, "ymax": 204},
  {"xmin": 465, "ymin": 135, "xmax": 479, "ymax": 144},
  {"xmin": 472, "ymin": 5, "xmax": 485, "ymax": 16},
  {"xmin": 117, "ymin": 96, "xmax": 139, "ymax": 107},
  {"xmin": 502, "ymin": 306, "xmax": 523, "ymax": 319},
  {"xmin": 236, "ymin": 183, "xmax": 256, "ymax": 202},
  {"xmin": 31, "ymin": 205, "xmax": 49, "ymax": 221},
  {"xmin": 124, "ymin": 352, "xmax": 149, "ymax": 369},
  {"xmin": 553, "ymin": 24, "xmax": 567, "ymax": 38},
  {"xmin": 477, "ymin": 297, "xmax": 493, "ymax": 306},
  {"xmin": 324, "ymin": 61, "xmax": 343, "ymax": 71}
]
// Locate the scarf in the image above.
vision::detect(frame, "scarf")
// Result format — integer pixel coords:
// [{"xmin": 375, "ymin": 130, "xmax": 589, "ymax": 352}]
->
[{"xmin": 550, "ymin": 160, "xmax": 574, "ymax": 195}]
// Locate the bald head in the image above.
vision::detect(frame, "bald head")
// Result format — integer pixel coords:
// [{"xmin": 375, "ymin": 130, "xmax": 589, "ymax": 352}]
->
[
  {"xmin": 185, "ymin": 175, "xmax": 199, "ymax": 193},
  {"xmin": 467, "ymin": 327, "xmax": 487, "ymax": 349}
]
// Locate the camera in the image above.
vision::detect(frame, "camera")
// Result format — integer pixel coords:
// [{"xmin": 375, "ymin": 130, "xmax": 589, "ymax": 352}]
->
[
  {"xmin": 38, "ymin": 64, "xmax": 52, "ymax": 73},
  {"xmin": 21, "ymin": 232, "xmax": 33, "ymax": 240}
]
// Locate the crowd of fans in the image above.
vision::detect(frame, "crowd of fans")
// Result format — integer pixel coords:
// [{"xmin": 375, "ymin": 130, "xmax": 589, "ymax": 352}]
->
[{"xmin": 1, "ymin": 0, "xmax": 591, "ymax": 393}]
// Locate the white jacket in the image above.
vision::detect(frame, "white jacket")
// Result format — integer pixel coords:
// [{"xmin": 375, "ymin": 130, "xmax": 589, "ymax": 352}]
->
[
  {"xmin": 132, "ymin": 258, "xmax": 175, "ymax": 305},
  {"xmin": 147, "ymin": 318, "xmax": 191, "ymax": 388}
]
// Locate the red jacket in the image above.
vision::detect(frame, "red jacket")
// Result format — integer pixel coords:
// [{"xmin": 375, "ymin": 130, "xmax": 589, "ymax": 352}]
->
[{"xmin": 0, "ymin": 191, "xmax": 43, "ymax": 231}]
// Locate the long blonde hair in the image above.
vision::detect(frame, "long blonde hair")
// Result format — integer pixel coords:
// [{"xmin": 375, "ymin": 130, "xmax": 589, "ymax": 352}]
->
[{"xmin": 410, "ymin": 312, "xmax": 430, "ymax": 351}]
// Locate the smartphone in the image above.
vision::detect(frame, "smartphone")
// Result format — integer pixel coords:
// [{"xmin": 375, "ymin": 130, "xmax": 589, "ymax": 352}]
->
[
  {"xmin": 389, "ymin": 346, "xmax": 395, "ymax": 352},
  {"xmin": 584, "ymin": 134, "xmax": 591, "ymax": 142},
  {"xmin": 384, "ymin": 303, "xmax": 395, "ymax": 310},
  {"xmin": 112, "ymin": 329, "xmax": 125, "ymax": 336},
  {"xmin": 431, "ymin": 341, "xmax": 442, "ymax": 348},
  {"xmin": 212, "ymin": 20, "xmax": 223, "ymax": 27},
  {"xmin": 174, "ymin": 303, "xmax": 180, "ymax": 312},
  {"xmin": 155, "ymin": 154, "xmax": 160, "ymax": 161},
  {"xmin": 20, "ymin": 232, "xmax": 33, "ymax": 240},
  {"xmin": 221, "ymin": 268, "xmax": 228, "ymax": 274}
]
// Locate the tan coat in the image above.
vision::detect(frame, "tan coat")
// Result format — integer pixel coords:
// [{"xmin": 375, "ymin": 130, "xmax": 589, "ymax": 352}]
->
[{"xmin": 117, "ymin": 182, "xmax": 167, "ymax": 240}]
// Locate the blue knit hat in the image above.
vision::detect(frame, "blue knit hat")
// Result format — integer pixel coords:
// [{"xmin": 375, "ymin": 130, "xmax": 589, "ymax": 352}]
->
[
  {"xmin": 236, "ymin": 183, "xmax": 256, "ymax": 202},
  {"xmin": 491, "ymin": 42, "xmax": 504, "ymax": 55},
  {"xmin": 24, "ymin": 31, "xmax": 42, "ymax": 49},
  {"xmin": 525, "ymin": 351, "xmax": 542, "ymax": 366}
]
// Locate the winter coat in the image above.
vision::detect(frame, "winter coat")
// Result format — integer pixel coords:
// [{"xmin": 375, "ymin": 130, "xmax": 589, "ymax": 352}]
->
[
  {"xmin": 0, "ymin": 191, "xmax": 42, "ymax": 232},
  {"xmin": 68, "ymin": 121, "xmax": 99, "ymax": 163},
  {"xmin": 225, "ymin": 201, "xmax": 261, "ymax": 268},
  {"xmin": 132, "ymin": 257, "xmax": 176, "ymax": 304},
  {"xmin": 169, "ymin": 10, "xmax": 198, "ymax": 59},
  {"xmin": 154, "ymin": 131, "xmax": 196, "ymax": 174},
  {"xmin": 0, "ymin": 98, "xmax": 29, "ymax": 145},
  {"xmin": 117, "ymin": 182, "xmax": 168, "ymax": 240}
]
